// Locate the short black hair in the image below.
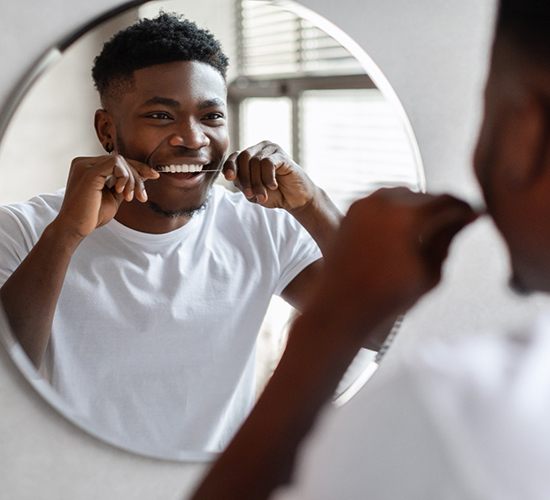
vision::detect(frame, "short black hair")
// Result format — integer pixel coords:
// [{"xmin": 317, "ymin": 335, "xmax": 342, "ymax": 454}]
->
[
  {"xmin": 91, "ymin": 12, "xmax": 229, "ymax": 98},
  {"xmin": 497, "ymin": 0, "xmax": 550, "ymax": 62}
]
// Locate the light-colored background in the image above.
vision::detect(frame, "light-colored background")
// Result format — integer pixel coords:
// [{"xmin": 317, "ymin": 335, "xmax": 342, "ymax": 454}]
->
[{"xmin": 2, "ymin": 1, "xmax": 549, "ymax": 498}]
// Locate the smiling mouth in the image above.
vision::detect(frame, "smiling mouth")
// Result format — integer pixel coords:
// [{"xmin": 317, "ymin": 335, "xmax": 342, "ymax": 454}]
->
[{"xmin": 155, "ymin": 164, "xmax": 208, "ymax": 173}]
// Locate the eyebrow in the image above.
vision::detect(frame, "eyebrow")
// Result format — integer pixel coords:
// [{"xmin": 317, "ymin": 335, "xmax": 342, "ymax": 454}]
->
[
  {"xmin": 198, "ymin": 98, "xmax": 226, "ymax": 110},
  {"xmin": 143, "ymin": 96, "xmax": 180, "ymax": 108},
  {"xmin": 142, "ymin": 96, "xmax": 226, "ymax": 109}
]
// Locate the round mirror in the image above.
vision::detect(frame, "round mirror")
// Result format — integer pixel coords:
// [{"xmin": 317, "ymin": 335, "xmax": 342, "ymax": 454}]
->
[{"xmin": 0, "ymin": 0, "xmax": 424, "ymax": 461}]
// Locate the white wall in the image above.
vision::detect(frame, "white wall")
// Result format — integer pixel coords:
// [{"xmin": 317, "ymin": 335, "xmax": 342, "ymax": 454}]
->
[{"xmin": 2, "ymin": 1, "xmax": 548, "ymax": 498}]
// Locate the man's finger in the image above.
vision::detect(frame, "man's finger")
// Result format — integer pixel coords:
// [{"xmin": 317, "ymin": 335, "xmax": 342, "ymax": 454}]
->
[
  {"xmin": 236, "ymin": 151, "xmax": 254, "ymax": 198},
  {"xmin": 418, "ymin": 201, "xmax": 478, "ymax": 270},
  {"xmin": 127, "ymin": 158, "xmax": 160, "ymax": 181},
  {"xmin": 222, "ymin": 151, "xmax": 239, "ymax": 181},
  {"xmin": 259, "ymin": 157, "xmax": 278, "ymax": 190},
  {"xmin": 127, "ymin": 164, "xmax": 148, "ymax": 203},
  {"xmin": 249, "ymin": 157, "xmax": 268, "ymax": 203},
  {"xmin": 111, "ymin": 155, "xmax": 132, "ymax": 198}
]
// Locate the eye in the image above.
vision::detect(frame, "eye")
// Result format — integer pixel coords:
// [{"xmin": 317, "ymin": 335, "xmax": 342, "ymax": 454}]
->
[
  {"xmin": 203, "ymin": 112, "xmax": 225, "ymax": 121},
  {"xmin": 145, "ymin": 112, "xmax": 173, "ymax": 120}
]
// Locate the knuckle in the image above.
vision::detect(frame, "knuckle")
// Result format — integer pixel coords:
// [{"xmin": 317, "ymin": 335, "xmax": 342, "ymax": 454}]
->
[
  {"xmin": 115, "ymin": 164, "xmax": 129, "ymax": 177},
  {"xmin": 261, "ymin": 140, "xmax": 279, "ymax": 150},
  {"xmin": 348, "ymin": 197, "xmax": 368, "ymax": 214},
  {"xmin": 238, "ymin": 150, "xmax": 252, "ymax": 162},
  {"xmin": 369, "ymin": 188, "xmax": 389, "ymax": 199},
  {"xmin": 70, "ymin": 157, "xmax": 88, "ymax": 172},
  {"xmin": 438, "ymin": 193, "xmax": 456, "ymax": 202}
]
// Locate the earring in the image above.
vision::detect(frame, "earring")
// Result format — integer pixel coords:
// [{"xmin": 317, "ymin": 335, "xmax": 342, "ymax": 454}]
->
[{"xmin": 105, "ymin": 143, "xmax": 113, "ymax": 153}]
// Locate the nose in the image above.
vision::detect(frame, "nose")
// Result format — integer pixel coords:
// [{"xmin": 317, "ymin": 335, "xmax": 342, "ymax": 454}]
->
[{"xmin": 168, "ymin": 120, "xmax": 210, "ymax": 150}]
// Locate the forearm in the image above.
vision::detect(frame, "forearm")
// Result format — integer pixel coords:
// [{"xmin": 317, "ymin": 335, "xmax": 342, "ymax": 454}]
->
[
  {"xmin": 0, "ymin": 219, "xmax": 82, "ymax": 367},
  {"xmin": 289, "ymin": 186, "xmax": 342, "ymax": 256},
  {"xmin": 191, "ymin": 297, "xmax": 381, "ymax": 500}
]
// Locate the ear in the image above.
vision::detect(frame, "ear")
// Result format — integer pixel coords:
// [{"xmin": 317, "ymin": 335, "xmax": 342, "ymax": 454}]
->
[
  {"xmin": 94, "ymin": 109, "xmax": 116, "ymax": 153},
  {"xmin": 498, "ymin": 91, "xmax": 548, "ymax": 188}
]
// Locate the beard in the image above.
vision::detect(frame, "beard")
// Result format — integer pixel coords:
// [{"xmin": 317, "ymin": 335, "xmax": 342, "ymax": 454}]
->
[
  {"xmin": 143, "ymin": 171, "xmax": 219, "ymax": 219},
  {"xmin": 509, "ymin": 272, "xmax": 532, "ymax": 296},
  {"xmin": 146, "ymin": 198, "xmax": 209, "ymax": 219}
]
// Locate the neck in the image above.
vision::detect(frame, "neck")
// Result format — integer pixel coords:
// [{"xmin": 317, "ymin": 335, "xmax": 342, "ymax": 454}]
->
[{"xmin": 114, "ymin": 200, "xmax": 195, "ymax": 233}]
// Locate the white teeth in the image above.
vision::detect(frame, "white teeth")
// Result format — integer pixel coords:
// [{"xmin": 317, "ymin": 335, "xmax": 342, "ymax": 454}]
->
[{"xmin": 156, "ymin": 164, "xmax": 204, "ymax": 173}]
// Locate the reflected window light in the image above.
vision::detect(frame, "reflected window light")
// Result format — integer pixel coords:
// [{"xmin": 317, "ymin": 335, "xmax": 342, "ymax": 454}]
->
[
  {"xmin": 239, "ymin": 98, "xmax": 293, "ymax": 155},
  {"xmin": 301, "ymin": 88, "xmax": 420, "ymax": 212}
]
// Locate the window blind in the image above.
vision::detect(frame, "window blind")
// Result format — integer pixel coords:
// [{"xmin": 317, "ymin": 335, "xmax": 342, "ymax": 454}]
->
[
  {"xmin": 238, "ymin": 0, "xmax": 365, "ymax": 78},
  {"xmin": 234, "ymin": 0, "xmax": 423, "ymax": 212},
  {"xmin": 301, "ymin": 89, "xmax": 421, "ymax": 211}
]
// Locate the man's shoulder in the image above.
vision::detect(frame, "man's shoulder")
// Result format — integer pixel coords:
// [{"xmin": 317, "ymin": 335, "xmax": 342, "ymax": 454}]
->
[
  {"xmin": 412, "ymin": 315, "xmax": 550, "ymax": 389},
  {"xmin": 404, "ymin": 315, "xmax": 550, "ymax": 496},
  {"xmin": 0, "ymin": 189, "xmax": 65, "ymax": 218},
  {"xmin": 0, "ymin": 189, "xmax": 64, "ymax": 235},
  {"xmin": 211, "ymin": 184, "xmax": 296, "ymax": 225},
  {"xmin": 290, "ymin": 320, "xmax": 550, "ymax": 500},
  {"xmin": 355, "ymin": 317, "xmax": 550, "ymax": 454}
]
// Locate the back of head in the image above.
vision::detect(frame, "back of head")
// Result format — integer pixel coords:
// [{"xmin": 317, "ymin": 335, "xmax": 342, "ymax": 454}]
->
[
  {"xmin": 91, "ymin": 12, "xmax": 229, "ymax": 101},
  {"xmin": 496, "ymin": 0, "xmax": 550, "ymax": 66}
]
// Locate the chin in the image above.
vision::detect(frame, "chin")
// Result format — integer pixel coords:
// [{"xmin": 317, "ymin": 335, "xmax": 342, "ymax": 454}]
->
[
  {"xmin": 508, "ymin": 263, "xmax": 550, "ymax": 297},
  {"xmin": 149, "ymin": 176, "xmax": 215, "ymax": 210},
  {"xmin": 148, "ymin": 184, "xmax": 214, "ymax": 218},
  {"xmin": 509, "ymin": 273, "xmax": 533, "ymax": 296}
]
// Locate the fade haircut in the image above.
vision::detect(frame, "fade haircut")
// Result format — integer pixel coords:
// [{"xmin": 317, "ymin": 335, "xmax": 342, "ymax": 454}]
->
[
  {"xmin": 91, "ymin": 12, "xmax": 229, "ymax": 101},
  {"xmin": 496, "ymin": 0, "xmax": 550, "ymax": 64}
]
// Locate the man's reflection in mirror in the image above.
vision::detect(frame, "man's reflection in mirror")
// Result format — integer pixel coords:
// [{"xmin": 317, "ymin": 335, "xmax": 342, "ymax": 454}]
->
[{"xmin": 0, "ymin": 13, "xmax": 343, "ymax": 453}]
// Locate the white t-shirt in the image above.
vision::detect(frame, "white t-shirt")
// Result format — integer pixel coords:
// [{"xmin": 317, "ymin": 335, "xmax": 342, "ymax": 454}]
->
[
  {"xmin": 274, "ymin": 313, "xmax": 550, "ymax": 500},
  {"xmin": 0, "ymin": 185, "xmax": 321, "ymax": 457}
]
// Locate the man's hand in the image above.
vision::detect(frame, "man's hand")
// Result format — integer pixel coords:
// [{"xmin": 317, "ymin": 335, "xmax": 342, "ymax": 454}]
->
[
  {"xmin": 222, "ymin": 141, "xmax": 315, "ymax": 211},
  {"xmin": 55, "ymin": 154, "xmax": 159, "ymax": 239},
  {"xmin": 315, "ymin": 188, "xmax": 479, "ymax": 338}
]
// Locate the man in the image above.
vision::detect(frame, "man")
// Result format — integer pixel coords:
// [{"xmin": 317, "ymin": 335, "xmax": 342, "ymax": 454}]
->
[
  {"xmin": 191, "ymin": 0, "xmax": 550, "ymax": 497},
  {"xmin": 0, "ymin": 14, "xmax": 342, "ymax": 454}
]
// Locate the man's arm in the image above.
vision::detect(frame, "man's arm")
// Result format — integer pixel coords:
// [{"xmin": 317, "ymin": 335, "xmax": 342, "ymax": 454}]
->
[
  {"xmin": 1, "ymin": 220, "xmax": 84, "ymax": 367},
  {"xmin": 191, "ymin": 188, "xmax": 478, "ymax": 500},
  {"xmin": 0, "ymin": 154, "xmax": 158, "ymax": 367},
  {"xmin": 222, "ymin": 141, "xmax": 342, "ymax": 310},
  {"xmin": 280, "ymin": 183, "xmax": 342, "ymax": 310}
]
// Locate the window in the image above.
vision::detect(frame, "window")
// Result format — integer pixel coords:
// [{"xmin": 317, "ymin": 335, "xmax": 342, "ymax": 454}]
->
[{"xmin": 230, "ymin": 0, "xmax": 420, "ymax": 213}]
